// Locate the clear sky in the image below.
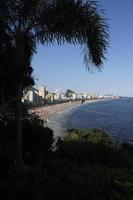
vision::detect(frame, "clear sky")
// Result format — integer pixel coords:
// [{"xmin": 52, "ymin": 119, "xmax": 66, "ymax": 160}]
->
[{"xmin": 32, "ymin": 0, "xmax": 133, "ymax": 96}]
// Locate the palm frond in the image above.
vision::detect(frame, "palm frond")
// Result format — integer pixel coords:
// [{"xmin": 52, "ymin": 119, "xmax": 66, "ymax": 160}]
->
[
  {"xmin": 0, "ymin": 0, "xmax": 108, "ymax": 70},
  {"xmin": 33, "ymin": 0, "xmax": 109, "ymax": 69}
]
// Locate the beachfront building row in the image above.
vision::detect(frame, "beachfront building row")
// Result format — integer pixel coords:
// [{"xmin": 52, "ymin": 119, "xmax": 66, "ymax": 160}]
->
[
  {"xmin": 22, "ymin": 86, "xmax": 47, "ymax": 106},
  {"xmin": 22, "ymin": 86, "xmax": 63, "ymax": 106},
  {"xmin": 22, "ymin": 86, "xmax": 118, "ymax": 107}
]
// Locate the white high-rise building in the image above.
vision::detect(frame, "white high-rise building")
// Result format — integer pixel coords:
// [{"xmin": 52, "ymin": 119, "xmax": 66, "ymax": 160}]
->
[
  {"xmin": 22, "ymin": 87, "xmax": 39, "ymax": 106},
  {"xmin": 39, "ymin": 86, "xmax": 46, "ymax": 99}
]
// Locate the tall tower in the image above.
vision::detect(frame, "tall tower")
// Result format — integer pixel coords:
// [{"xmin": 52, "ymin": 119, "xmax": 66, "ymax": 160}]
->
[{"xmin": 39, "ymin": 86, "xmax": 46, "ymax": 99}]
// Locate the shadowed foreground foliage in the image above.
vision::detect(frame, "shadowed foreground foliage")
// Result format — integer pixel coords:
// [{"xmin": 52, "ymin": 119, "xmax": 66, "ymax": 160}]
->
[
  {"xmin": 1, "ymin": 126, "xmax": 133, "ymax": 199},
  {"xmin": 0, "ymin": 110, "xmax": 53, "ymax": 167}
]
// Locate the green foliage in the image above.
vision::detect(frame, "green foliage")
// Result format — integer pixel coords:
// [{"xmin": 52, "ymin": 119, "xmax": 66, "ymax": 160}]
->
[
  {"xmin": 2, "ymin": 158, "xmax": 133, "ymax": 200},
  {"xmin": 0, "ymin": 111, "xmax": 54, "ymax": 166},
  {"xmin": 64, "ymin": 129, "xmax": 84, "ymax": 141},
  {"xmin": 58, "ymin": 129, "xmax": 133, "ymax": 168},
  {"xmin": 0, "ymin": 27, "xmax": 35, "ymax": 105},
  {"xmin": 87, "ymin": 128, "xmax": 113, "ymax": 145},
  {"xmin": 1, "ymin": 127, "xmax": 133, "ymax": 199},
  {"xmin": 121, "ymin": 142, "xmax": 133, "ymax": 158},
  {"xmin": 22, "ymin": 114, "xmax": 53, "ymax": 164},
  {"xmin": 64, "ymin": 128, "xmax": 113, "ymax": 145},
  {"xmin": 0, "ymin": 0, "xmax": 109, "ymax": 77}
]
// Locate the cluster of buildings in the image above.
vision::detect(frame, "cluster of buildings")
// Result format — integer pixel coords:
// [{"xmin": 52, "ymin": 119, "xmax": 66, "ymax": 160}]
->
[{"xmin": 22, "ymin": 86, "xmax": 120, "ymax": 107}]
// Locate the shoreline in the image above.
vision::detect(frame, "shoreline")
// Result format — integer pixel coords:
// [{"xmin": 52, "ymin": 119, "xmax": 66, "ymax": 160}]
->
[
  {"xmin": 30, "ymin": 98, "xmax": 121, "ymax": 138},
  {"xmin": 30, "ymin": 98, "xmax": 113, "ymax": 121}
]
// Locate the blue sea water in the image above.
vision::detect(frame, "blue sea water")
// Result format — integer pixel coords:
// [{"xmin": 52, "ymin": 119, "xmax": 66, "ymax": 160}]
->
[{"xmin": 49, "ymin": 98, "xmax": 133, "ymax": 142}]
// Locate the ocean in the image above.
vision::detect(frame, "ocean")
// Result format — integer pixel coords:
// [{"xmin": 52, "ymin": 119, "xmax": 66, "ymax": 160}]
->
[{"xmin": 48, "ymin": 98, "xmax": 133, "ymax": 142}]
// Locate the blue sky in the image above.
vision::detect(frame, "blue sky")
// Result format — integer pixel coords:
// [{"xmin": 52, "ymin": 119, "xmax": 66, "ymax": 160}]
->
[{"xmin": 32, "ymin": 0, "xmax": 133, "ymax": 96}]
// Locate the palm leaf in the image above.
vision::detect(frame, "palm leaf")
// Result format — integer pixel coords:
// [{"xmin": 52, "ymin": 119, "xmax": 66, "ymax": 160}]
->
[{"xmin": 33, "ymin": 0, "xmax": 109, "ymax": 69}]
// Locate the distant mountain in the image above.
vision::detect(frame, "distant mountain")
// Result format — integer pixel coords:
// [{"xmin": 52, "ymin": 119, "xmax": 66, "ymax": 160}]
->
[{"xmin": 65, "ymin": 89, "xmax": 76, "ymax": 97}]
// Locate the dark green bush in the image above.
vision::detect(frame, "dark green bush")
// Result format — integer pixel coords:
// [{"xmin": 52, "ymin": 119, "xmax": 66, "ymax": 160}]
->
[
  {"xmin": 56, "ymin": 129, "xmax": 133, "ymax": 168},
  {"xmin": 2, "ymin": 159, "xmax": 133, "ymax": 200},
  {"xmin": 1, "ymin": 122, "xmax": 133, "ymax": 200},
  {"xmin": 0, "ymin": 112, "xmax": 53, "ymax": 166},
  {"xmin": 64, "ymin": 128, "xmax": 113, "ymax": 145}
]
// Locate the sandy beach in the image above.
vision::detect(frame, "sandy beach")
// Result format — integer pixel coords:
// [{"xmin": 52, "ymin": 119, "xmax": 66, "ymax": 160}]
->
[
  {"xmin": 30, "ymin": 98, "xmax": 112, "ymax": 121},
  {"xmin": 29, "ymin": 98, "xmax": 114, "ymax": 137}
]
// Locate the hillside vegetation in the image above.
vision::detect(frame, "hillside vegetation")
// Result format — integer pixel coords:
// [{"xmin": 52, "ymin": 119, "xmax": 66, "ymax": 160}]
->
[{"xmin": 0, "ymin": 115, "xmax": 133, "ymax": 200}]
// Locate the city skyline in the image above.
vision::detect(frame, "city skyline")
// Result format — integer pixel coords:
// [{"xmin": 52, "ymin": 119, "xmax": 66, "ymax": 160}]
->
[
  {"xmin": 23, "ymin": 85, "xmax": 120, "ymax": 107},
  {"xmin": 35, "ymin": 84, "xmax": 119, "ymax": 97},
  {"xmin": 32, "ymin": 0, "xmax": 133, "ymax": 97}
]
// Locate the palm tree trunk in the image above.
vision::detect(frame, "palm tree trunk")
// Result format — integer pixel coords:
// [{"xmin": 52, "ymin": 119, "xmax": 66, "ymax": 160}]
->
[
  {"xmin": 15, "ymin": 28, "xmax": 24, "ymax": 164},
  {"xmin": 15, "ymin": 95, "xmax": 23, "ymax": 164},
  {"xmin": 15, "ymin": 86, "xmax": 23, "ymax": 163}
]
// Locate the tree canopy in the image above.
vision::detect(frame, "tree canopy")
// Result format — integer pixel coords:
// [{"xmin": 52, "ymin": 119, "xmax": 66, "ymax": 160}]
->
[
  {"xmin": 0, "ymin": 0, "xmax": 109, "ymax": 162},
  {"xmin": 0, "ymin": 0, "xmax": 108, "ymax": 69}
]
